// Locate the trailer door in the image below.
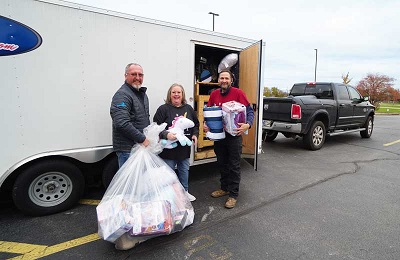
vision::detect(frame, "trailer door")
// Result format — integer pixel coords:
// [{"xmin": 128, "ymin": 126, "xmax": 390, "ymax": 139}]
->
[{"xmin": 239, "ymin": 40, "xmax": 263, "ymax": 170}]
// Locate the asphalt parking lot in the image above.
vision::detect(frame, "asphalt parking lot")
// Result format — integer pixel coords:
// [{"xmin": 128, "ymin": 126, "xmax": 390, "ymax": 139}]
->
[{"xmin": 1, "ymin": 115, "xmax": 400, "ymax": 260}]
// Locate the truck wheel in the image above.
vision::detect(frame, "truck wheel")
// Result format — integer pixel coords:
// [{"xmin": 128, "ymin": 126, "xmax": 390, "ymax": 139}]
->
[
  {"xmin": 12, "ymin": 160, "xmax": 84, "ymax": 216},
  {"xmin": 360, "ymin": 116, "xmax": 373, "ymax": 138},
  {"xmin": 102, "ymin": 155, "xmax": 119, "ymax": 189},
  {"xmin": 303, "ymin": 121, "xmax": 326, "ymax": 150},
  {"xmin": 262, "ymin": 130, "xmax": 278, "ymax": 142}
]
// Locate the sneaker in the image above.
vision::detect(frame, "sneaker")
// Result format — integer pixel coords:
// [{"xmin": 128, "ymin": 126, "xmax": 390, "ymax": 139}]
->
[
  {"xmin": 211, "ymin": 189, "xmax": 229, "ymax": 198},
  {"xmin": 114, "ymin": 233, "xmax": 143, "ymax": 250},
  {"xmin": 186, "ymin": 191, "xmax": 196, "ymax": 202},
  {"xmin": 225, "ymin": 197, "xmax": 237, "ymax": 209}
]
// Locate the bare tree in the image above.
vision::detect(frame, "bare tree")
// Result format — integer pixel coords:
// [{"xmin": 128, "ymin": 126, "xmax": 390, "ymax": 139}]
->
[
  {"xmin": 342, "ymin": 72, "xmax": 352, "ymax": 84},
  {"xmin": 356, "ymin": 73, "xmax": 396, "ymax": 106}
]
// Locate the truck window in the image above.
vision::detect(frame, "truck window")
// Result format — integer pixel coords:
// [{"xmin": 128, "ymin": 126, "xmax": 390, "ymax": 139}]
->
[
  {"xmin": 304, "ymin": 84, "xmax": 333, "ymax": 99},
  {"xmin": 337, "ymin": 85, "xmax": 350, "ymax": 100},
  {"xmin": 290, "ymin": 84, "xmax": 333, "ymax": 99},
  {"xmin": 290, "ymin": 84, "xmax": 306, "ymax": 96},
  {"xmin": 347, "ymin": 86, "xmax": 362, "ymax": 100},
  {"xmin": 308, "ymin": 85, "xmax": 333, "ymax": 99}
]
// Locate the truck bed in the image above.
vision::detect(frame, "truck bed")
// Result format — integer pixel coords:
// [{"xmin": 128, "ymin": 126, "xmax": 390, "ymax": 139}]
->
[{"xmin": 263, "ymin": 97, "xmax": 294, "ymax": 122}]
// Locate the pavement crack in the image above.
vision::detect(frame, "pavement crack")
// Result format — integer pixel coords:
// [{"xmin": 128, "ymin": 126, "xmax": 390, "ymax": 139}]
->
[
  {"xmin": 341, "ymin": 157, "xmax": 399, "ymax": 170},
  {"xmin": 337, "ymin": 141, "xmax": 400, "ymax": 156}
]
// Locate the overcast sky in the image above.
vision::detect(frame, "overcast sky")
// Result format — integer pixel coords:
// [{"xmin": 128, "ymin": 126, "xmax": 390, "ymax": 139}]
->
[{"xmin": 69, "ymin": 0, "xmax": 399, "ymax": 91}]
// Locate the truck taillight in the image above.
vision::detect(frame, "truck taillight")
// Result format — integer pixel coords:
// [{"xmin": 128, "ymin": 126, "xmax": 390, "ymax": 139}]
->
[{"xmin": 291, "ymin": 104, "xmax": 301, "ymax": 119}]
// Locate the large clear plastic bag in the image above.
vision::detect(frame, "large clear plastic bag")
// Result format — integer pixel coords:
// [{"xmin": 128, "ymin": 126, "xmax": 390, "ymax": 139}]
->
[{"xmin": 96, "ymin": 123, "xmax": 194, "ymax": 249}]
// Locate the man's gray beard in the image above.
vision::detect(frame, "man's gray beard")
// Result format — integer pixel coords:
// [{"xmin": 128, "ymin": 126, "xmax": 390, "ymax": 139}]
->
[{"xmin": 132, "ymin": 84, "xmax": 142, "ymax": 90}]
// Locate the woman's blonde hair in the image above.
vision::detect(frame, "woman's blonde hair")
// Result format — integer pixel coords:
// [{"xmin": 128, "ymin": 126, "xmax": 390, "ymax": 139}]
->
[{"xmin": 165, "ymin": 83, "xmax": 187, "ymax": 105}]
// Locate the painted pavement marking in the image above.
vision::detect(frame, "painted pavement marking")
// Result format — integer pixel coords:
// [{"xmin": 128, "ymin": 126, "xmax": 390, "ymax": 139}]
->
[
  {"xmin": 184, "ymin": 235, "xmax": 233, "ymax": 259},
  {"xmin": 384, "ymin": 139, "xmax": 400, "ymax": 147},
  {"xmin": 78, "ymin": 199, "xmax": 101, "ymax": 205},
  {"xmin": 0, "ymin": 233, "xmax": 100, "ymax": 260}
]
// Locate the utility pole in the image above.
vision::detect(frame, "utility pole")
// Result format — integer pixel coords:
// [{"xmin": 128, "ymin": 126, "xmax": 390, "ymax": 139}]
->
[
  {"xmin": 314, "ymin": 49, "xmax": 318, "ymax": 82},
  {"xmin": 208, "ymin": 12, "xmax": 219, "ymax": 31}
]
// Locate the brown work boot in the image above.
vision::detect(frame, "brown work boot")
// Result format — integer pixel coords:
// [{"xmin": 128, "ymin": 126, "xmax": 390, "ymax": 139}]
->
[
  {"xmin": 211, "ymin": 189, "xmax": 229, "ymax": 198},
  {"xmin": 225, "ymin": 197, "xmax": 237, "ymax": 209}
]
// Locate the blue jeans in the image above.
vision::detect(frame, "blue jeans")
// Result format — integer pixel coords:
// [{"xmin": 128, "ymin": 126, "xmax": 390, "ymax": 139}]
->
[
  {"xmin": 163, "ymin": 158, "xmax": 190, "ymax": 191},
  {"xmin": 116, "ymin": 152, "xmax": 130, "ymax": 168}
]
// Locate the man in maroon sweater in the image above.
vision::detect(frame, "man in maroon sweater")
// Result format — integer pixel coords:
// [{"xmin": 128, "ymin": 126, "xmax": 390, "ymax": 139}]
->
[{"xmin": 204, "ymin": 70, "xmax": 254, "ymax": 209}]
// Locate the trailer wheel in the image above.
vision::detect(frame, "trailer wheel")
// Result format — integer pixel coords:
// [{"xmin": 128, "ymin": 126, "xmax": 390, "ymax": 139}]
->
[
  {"xmin": 102, "ymin": 155, "xmax": 119, "ymax": 189},
  {"xmin": 303, "ymin": 121, "xmax": 326, "ymax": 150},
  {"xmin": 262, "ymin": 130, "xmax": 278, "ymax": 142},
  {"xmin": 360, "ymin": 116, "xmax": 373, "ymax": 138},
  {"xmin": 12, "ymin": 160, "xmax": 84, "ymax": 216}
]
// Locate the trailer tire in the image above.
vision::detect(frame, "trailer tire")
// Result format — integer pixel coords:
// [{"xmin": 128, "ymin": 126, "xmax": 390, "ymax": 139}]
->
[
  {"xmin": 303, "ymin": 121, "xmax": 326, "ymax": 150},
  {"xmin": 360, "ymin": 116, "xmax": 373, "ymax": 138},
  {"xmin": 262, "ymin": 130, "xmax": 278, "ymax": 142},
  {"xmin": 12, "ymin": 160, "xmax": 84, "ymax": 216},
  {"xmin": 102, "ymin": 155, "xmax": 119, "ymax": 189}
]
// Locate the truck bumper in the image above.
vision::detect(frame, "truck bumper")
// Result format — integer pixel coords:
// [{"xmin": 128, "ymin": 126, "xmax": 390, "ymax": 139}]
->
[{"xmin": 262, "ymin": 120, "xmax": 302, "ymax": 134}]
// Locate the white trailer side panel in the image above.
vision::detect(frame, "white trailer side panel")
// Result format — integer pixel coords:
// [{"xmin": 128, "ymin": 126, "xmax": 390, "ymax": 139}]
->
[{"xmin": 0, "ymin": 0, "xmax": 259, "ymax": 182}]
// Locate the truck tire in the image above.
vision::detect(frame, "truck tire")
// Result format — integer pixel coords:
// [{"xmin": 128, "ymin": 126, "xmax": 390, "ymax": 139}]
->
[
  {"xmin": 12, "ymin": 160, "xmax": 84, "ymax": 216},
  {"xmin": 360, "ymin": 116, "xmax": 373, "ymax": 138},
  {"xmin": 303, "ymin": 121, "xmax": 326, "ymax": 150},
  {"xmin": 262, "ymin": 130, "xmax": 278, "ymax": 142},
  {"xmin": 102, "ymin": 155, "xmax": 119, "ymax": 189}
]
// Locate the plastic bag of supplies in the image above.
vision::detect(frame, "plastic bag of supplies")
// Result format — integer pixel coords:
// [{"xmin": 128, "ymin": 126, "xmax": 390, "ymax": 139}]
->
[
  {"xmin": 96, "ymin": 123, "xmax": 194, "ymax": 250},
  {"xmin": 222, "ymin": 101, "xmax": 247, "ymax": 136}
]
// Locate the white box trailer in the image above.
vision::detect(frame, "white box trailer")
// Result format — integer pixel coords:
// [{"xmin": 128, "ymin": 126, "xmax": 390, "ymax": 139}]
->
[{"xmin": 0, "ymin": 0, "xmax": 265, "ymax": 215}]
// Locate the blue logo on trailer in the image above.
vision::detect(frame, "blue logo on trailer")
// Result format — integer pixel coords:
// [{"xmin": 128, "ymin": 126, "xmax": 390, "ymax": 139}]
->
[{"xmin": 0, "ymin": 15, "xmax": 42, "ymax": 56}]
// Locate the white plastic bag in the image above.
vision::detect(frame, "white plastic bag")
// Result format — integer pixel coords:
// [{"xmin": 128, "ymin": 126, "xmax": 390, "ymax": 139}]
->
[
  {"xmin": 218, "ymin": 53, "xmax": 238, "ymax": 73},
  {"xmin": 96, "ymin": 123, "xmax": 194, "ymax": 248}
]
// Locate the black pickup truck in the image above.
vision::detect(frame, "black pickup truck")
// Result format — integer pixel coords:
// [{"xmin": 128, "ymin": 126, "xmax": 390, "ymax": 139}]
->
[{"xmin": 262, "ymin": 82, "xmax": 375, "ymax": 150}]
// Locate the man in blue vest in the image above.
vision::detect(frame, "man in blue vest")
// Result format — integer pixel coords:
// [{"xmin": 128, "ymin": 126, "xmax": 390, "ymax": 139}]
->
[{"xmin": 110, "ymin": 63, "xmax": 150, "ymax": 168}]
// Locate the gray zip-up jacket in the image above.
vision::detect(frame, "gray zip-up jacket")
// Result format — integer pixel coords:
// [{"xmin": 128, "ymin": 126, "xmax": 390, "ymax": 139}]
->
[{"xmin": 110, "ymin": 82, "xmax": 150, "ymax": 152}]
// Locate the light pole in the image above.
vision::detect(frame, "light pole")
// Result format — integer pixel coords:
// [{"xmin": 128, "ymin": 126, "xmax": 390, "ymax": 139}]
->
[
  {"xmin": 208, "ymin": 12, "xmax": 219, "ymax": 31},
  {"xmin": 314, "ymin": 48, "xmax": 318, "ymax": 82}
]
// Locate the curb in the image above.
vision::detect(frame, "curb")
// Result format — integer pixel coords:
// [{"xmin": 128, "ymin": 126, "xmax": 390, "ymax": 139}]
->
[{"xmin": 376, "ymin": 113, "xmax": 400, "ymax": 115}]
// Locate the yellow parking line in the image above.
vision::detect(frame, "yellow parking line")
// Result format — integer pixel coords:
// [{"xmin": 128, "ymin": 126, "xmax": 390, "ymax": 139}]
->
[
  {"xmin": 2, "ymin": 233, "xmax": 100, "ymax": 260},
  {"xmin": 0, "ymin": 241, "xmax": 47, "ymax": 255},
  {"xmin": 383, "ymin": 139, "xmax": 400, "ymax": 147},
  {"xmin": 79, "ymin": 199, "xmax": 101, "ymax": 205}
]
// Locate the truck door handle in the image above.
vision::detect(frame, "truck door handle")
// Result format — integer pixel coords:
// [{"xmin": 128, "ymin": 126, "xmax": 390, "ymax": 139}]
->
[{"xmin": 339, "ymin": 104, "xmax": 345, "ymax": 107}]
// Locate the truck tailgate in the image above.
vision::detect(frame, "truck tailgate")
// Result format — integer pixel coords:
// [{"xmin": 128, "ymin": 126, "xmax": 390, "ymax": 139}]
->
[{"xmin": 263, "ymin": 97, "xmax": 294, "ymax": 122}]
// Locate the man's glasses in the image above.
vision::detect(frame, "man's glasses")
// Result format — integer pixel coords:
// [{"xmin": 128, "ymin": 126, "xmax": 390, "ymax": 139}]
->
[{"xmin": 128, "ymin": 73, "xmax": 144, "ymax": 77}]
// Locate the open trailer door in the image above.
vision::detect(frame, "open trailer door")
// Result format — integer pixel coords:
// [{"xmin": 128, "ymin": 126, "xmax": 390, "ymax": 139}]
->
[{"xmin": 238, "ymin": 40, "xmax": 263, "ymax": 170}]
